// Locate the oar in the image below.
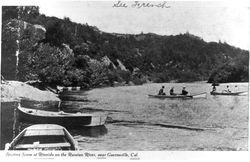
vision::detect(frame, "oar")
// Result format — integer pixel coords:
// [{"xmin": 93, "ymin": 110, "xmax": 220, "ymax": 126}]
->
[
  {"xmin": 238, "ymin": 91, "xmax": 248, "ymax": 96},
  {"xmin": 191, "ymin": 92, "xmax": 207, "ymax": 98}
]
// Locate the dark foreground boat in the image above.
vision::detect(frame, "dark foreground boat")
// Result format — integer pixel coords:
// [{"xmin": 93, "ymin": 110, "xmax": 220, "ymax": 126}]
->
[
  {"xmin": 210, "ymin": 91, "xmax": 247, "ymax": 96},
  {"xmin": 148, "ymin": 92, "xmax": 207, "ymax": 99},
  {"xmin": 17, "ymin": 104, "xmax": 107, "ymax": 127},
  {"xmin": 5, "ymin": 124, "xmax": 78, "ymax": 150}
]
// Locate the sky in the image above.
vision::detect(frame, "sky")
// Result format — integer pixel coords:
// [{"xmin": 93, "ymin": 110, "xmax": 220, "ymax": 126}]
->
[{"xmin": 37, "ymin": 0, "xmax": 249, "ymax": 50}]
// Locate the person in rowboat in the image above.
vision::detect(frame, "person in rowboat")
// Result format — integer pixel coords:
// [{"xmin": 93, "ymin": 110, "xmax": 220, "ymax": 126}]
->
[
  {"xmin": 169, "ymin": 87, "xmax": 176, "ymax": 95},
  {"xmin": 211, "ymin": 82, "xmax": 218, "ymax": 92},
  {"xmin": 234, "ymin": 85, "xmax": 239, "ymax": 93},
  {"xmin": 158, "ymin": 86, "xmax": 166, "ymax": 95},
  {"xmin": 222, "ymin": 85, "xmax": 231, "ymax": 93},
  {"xmin": 212, "ymin": 85, "xmax": 217, "ymax": 92},
  {"xmin": 181, "ymin": 87, "xmax": 189, "ymax": 95}
]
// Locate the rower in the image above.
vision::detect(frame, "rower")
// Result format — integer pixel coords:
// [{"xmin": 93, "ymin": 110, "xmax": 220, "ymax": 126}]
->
[
  {"xmin": 169, "ymin": 87, "xmax": 176, "ymax": 95},
  {"xmin": 212, "ymin": 85, "xmax": 216, "ymax": 92},
  {"xmin": 211, "ymin": 82, "xmax": 218, "ymax": 92},
  {"xmin": 158, "ymin": 86, "xmax": 166, "ymax": 95},
  {"xmin": 222, "ymin": 85, "xmax": 231, "ymax": 93},
  {"xmin": 234, "ymin": 85, "xmax": 239, "ymax": 92},
  {"xmin": 181, "ymin": 87, "xmax": 188, "ymax": 95}
]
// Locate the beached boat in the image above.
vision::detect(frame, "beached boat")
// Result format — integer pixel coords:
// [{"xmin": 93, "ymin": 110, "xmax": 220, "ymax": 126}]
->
[
  {"xmin": 17, "ymin": 104, "xmax": 107, "ymax": 127},
  {"xmin": 148, "ymin": 92, "xmax": 207, "ymax": 99},
  {"xmin": 210, "ymin": 91, "xmax": 247, "ymax": 96},
  {"xmin": 5, "ymin": 124, "xmax": 78, "ymax": 150}
]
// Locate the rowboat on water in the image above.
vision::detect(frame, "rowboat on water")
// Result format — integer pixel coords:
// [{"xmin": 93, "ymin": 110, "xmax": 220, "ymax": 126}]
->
[
  {"xmin": 5, "ymin": 124, "xmax": 78, "ymax": 150},
  {"xmin": 17, "ymin": 104, "xmax": 108, "ymax": 127},
  {"xmin": 148, "ymin": 92, "xmax": 207, "ymax": 99},
  {"xmin": 210, "ymin": 91, "xmax": 248, "ymax": 96}
]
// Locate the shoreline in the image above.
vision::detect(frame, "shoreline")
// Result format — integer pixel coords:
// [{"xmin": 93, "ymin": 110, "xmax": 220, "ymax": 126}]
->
[{"xmin": 1, "ymin": 80, "xmax": 248, "ymax": 103}]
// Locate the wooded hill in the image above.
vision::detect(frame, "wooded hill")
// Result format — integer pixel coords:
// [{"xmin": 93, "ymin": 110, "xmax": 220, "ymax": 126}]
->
[{"xmin": 2, "ymin": 6, "xmax": 249, "ymax": 88}]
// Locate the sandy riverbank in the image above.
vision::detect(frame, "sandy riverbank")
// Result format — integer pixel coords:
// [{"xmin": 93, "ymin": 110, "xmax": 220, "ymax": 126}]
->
[{"xmin": 1, "ymin": 80, "xmax": 60, "ymax": 102}]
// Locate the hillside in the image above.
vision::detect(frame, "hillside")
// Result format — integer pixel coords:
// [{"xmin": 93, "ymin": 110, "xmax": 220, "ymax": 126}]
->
[{"xmin": 1, "ymin": 6, "xmax": 249, "ymax": 87}]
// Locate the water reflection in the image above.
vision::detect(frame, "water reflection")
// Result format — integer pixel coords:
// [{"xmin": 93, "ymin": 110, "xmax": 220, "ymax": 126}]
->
[
  {"xmin": 60, "ymin": 101, "xmax": 130, "ymax": 114},
  {"xmin": 67, "ymin": 126, "xmax": 108, "ymax": 137},
  {"xmin": 59, "ymin": 91, "xmax": 97, "ymax": 102}
]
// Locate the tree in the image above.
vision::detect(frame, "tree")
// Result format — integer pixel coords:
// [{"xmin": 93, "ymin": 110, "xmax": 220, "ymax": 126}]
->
[
  {"xmin": 44, "ymin": 20, "xmax": 66, "ymax": 47},
  {"xmin": 26, "ymin": 43, "xmax": 73, "ymax": 85}
]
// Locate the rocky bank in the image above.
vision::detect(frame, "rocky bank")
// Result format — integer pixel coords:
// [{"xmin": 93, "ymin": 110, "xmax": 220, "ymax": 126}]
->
[{"xmin": 1, "ymin": 80, "xmax": 59, "ymax": 102}]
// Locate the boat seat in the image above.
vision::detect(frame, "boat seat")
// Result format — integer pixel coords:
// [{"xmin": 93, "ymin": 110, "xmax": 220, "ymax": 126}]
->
[{"xmin": 14, "ymin": 142, "xmax": 71, "ymax": 149}]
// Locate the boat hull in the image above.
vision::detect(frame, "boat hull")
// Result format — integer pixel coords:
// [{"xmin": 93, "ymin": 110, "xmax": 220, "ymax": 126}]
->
[
  {"xmin": 18, "ymin": 106, "xmax": 107, "ymax": 127},
  {"xmin": 148, "ymin": 94, "xmax": 193, "ymax": 99},
  {"xmin": 210, "ymin": 91, "xmax": 247, "ymax": 96},
  {"xmin": 148, "ymin": 92, "xmax": 206, "ymax": 99}
]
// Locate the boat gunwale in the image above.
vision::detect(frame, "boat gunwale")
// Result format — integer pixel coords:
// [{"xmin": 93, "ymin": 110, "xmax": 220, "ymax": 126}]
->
[
  {"xmin": 18, "ymin": 106, "xmax": 104, "ymax": 118},
  {"xmin": 210, "ymin": 91, "xmax": 248, "ymax": 95}
]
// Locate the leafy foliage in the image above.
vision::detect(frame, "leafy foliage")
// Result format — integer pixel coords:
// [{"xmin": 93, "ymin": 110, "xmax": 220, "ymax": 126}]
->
[{"xmin": 208, "ymin": 54, "xmax": 249, "ymax": 83}]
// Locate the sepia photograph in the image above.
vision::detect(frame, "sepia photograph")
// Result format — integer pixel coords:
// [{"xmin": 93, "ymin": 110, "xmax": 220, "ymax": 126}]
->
[{"xmin": 0, "ymin": 0, "xmax": 249, "ymax": 160}]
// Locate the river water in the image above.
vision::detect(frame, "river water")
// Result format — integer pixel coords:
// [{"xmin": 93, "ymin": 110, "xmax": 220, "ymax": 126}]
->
[{"xmin": 1, "ymin": 82, "xmax": 248, "ymax": 150}]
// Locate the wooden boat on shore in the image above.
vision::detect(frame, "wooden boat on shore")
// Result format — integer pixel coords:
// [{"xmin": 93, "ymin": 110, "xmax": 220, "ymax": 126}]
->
[
  {"xmin": 210, "ymin": 91, "xmax": 247, "ymax": 96},
  {"xmin": 148, "ymin": 92, "xmax": 207, "ymax": 99},
  {"xmin": 17, "ymin": 104, "xmax": 107, "ymax": 127},
  {"xmin": 5, "ymin": 124, "xmax": 78, "ymax": 150}
]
